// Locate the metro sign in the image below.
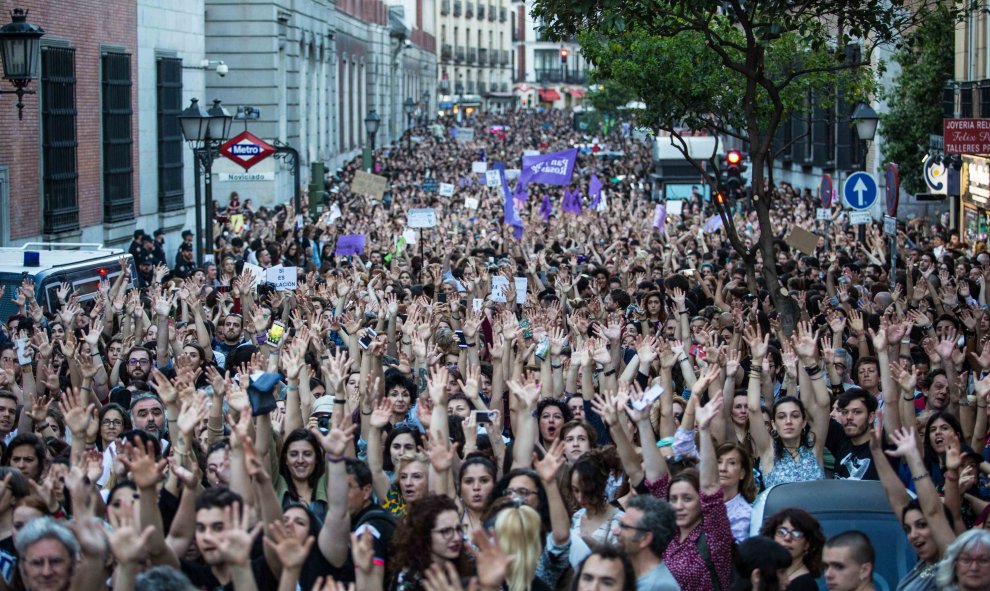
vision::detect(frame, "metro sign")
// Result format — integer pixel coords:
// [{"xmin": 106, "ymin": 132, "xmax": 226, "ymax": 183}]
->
[{"xmin": 219, "ymin": 131, "xmax": 276, "ymax": 171}]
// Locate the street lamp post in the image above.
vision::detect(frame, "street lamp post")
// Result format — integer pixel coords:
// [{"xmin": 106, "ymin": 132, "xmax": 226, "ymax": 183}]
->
[
  {"xmin": 0, "ymin": 8, "xmax": 45, "ymax": 119},
  {"xmin": 364, "ymin": 109, "xmax": 381, "ymax": 172},
  {"xmin": 851, "ymin": 103, "xmax": 879, "ymax": 246},
  {"xmin": 403, "ymin": 97, "xmax": 415, "ymax": 153},
  {"xmin": 178, "ymin": 97, "xmax": 233, "ymax": 265}
]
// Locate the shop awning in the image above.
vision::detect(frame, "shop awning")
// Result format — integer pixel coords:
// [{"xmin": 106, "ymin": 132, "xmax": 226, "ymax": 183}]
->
[
  {"xmin": 513, "ymin": 83, "xmax": 532, "ymax": 92},
  {"xmin": 539, "ymin": 88, "xmax": 561, "ymax": 102},
  {"xmin": 566, "ymin": 88, "xmax": 586, "ymax": 98},
  {"xmin": 486, "ymin": 91, "xmax": 515, "ymax": 100}
]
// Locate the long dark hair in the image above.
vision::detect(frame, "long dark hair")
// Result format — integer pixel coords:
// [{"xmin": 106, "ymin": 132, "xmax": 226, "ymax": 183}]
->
[
  {"xmin": 770, "ymin": 396, "xmax": 813, "ymax": 461},
  {"xmin": 731, "ymin": 536, "xmax": 792, "ymax": 591},
  {"xmin": 383, "ymin": 426, "xmax": 424, "ymax": 472},
  {"xmin": 391, "ymin": 495, "xmax": 467, "ymax": 578},
  {"xmin": 278, "ymin": 428, "xmax": 325, "ymax": 500},
  {"xmin": 96, "ymin": 403, "xmax": 132, "ymax": 450},
  {"xmin": 759, "ymin": 508, "xmax": 825, "ymax": 576},
  {"xmin": 922, "ymin": 411, "xmax": 963, "ymax": 470},
  {"xmin": 490, "ymin": 469, "xmax": 552, "ymax": 537}
]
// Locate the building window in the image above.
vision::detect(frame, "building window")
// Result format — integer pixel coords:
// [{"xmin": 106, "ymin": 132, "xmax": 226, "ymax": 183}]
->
[
  {"xmin": 41, "ymin": 46, "xmax": 80, "ymax": 234},
  {"xmin": 101, "ymin": 51, "xmax": 134, "ymax": 222},
  {"xmin": 156, "ymin": 57, "xmax": 184, "ymax": 212}
]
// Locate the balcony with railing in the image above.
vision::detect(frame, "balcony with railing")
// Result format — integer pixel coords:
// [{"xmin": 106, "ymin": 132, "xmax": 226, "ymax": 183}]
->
[
  {"xmin": 479, "ymin": 48, "xmax": 487, "ymax": 67},
  {"xmin": 453, "ymin": 1, "xmax": 462, "ymax": 16},
  {"xmin": 441, "ymin": 44, "xmax": 452, "ymax": 61},
  {"xmin": 511, "ymin": 27, "xmax": 518, "ymax": 42},
  {"xmin": 500, "ymin": 7, "xmax": 506, "ymax": 21},
  {"xmin": 465, "ymin": 2, "xmax": 473, "ymax": 17},
  {"xmin": 439, "ymin": 81, "xmax": 451, "ymax": 93},
  {"xmin": 467, "ymin": 47, "xmax": 477, "ymax": 63},
  {"xmin": 478, "ymin": 81, "xmax": 487, "ymax": 94},
  {"xmin": 441, "ymin": 0, "xmax": 450, "ymax": 15},
  {"xmin": 490, "ymin": 50, "xmax": 499, "ymax": 66},
  {"xmin": 455, "ymin": 47, "xmax": 465, "ymax": 62},
  {"xmin": 477, "ymin": 2, "xmax": 484, "ymax": 19},
  {"xmin": 488, "ymin": 4, "xmax": 496, "ymax": 20},
  {"xmin": 467, "ymin": 80, "xmax": 476, "ymax": 93},
  {"xmin": 500, "ymin": 49, "xmax": 509, "ymax": 65}
]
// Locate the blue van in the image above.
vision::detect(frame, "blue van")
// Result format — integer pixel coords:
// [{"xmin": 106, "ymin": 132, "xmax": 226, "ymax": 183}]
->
[{"xmin": 0, "ymin": 244, "xmax": 135, "ymax": 325}]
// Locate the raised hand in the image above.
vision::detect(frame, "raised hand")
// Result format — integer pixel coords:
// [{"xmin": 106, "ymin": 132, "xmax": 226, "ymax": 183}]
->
[
  {"xmin": 426, "ymin": 429, "xmax": 459, "ymax": 473},
  {"xmin": 742, "ymin": 324, "xmax": 769, "ymax": 358},
  {"xmin": 59, "ymin": 387, "xmax": 94, "ymax": 438},
  {"xmin": 506, "ymin": 377, "xmax": 540, "ymax": 412},
  {"xmin": 696, "ymin": 394, "xmax": 723, "ymax": 431},
  {"xmin": 311, "ymin": 422, "xmax": 357, "ymax": 456},
  {"xmin": 368, "ymin": 398, "xmax": 393, "ymax": 430},
  {"xmin": 216, "ymin": 502, "xmax": 263, "ymax": 566},
  {"xmin": 119, "ymin": 439, "xmax": 167, "ymax": 489},
  {"xmin": 107, "ymin": 505, "xmax": 154, "ymax": 565},
  {"xmin": 884, "ymin": 427, "xmax": 920, "ymax": 460},
  {"xmin": 264, "ymin": 520, "xmax": 315, "ymax": 571},
  {"xmin": 532, "ymin": 439, "xmax": 566, "ymax": 484}
]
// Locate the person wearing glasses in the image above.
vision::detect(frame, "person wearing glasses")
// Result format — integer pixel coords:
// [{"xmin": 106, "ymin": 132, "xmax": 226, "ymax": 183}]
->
[
  {"xmin": 613, "ymin": 495, "xmax": 680, "ymax": 591},
  {"xmin": 759, "ymin": 508, "xmax": 825, "ymax": 591},
  {"xmin": 121, "ymin": 347, "xmax": 154, "ymax": 386},
  {"xmin": 936, "ymin": 529, "xmax": 990, "ymax": 591},
  {"xmin": 390, "ymin": 494, "xmax": 469, "ymax": 591}
]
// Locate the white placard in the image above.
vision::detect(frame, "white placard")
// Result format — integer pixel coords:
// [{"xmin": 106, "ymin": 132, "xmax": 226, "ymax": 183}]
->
[
  {"xmin": 523, "ymin": 149, "xmax": 540, "ymax": 157},
  {"xmin": 242, "ymin": 262, "xmax": 266, "ymax": 285},
  {"xmin": 407, "ymin": 208, "xmax": 438, "ymax": 228},
  {"xmin": 327, "ymin": 203, "xmax": 342, "ymax": 224},
  {"xmin": 633, "ymin": 384, "xmax": 664, "ymax": 411},
  {"xmin": 505, "ymin": 169, "xmax": 521, "ymax": 180},
  {"xmin": 464, "ymin": 197, "xmax": 480, "ymax": 210},
  {"xmin": 266, "ymin": 265, "xmax": 298, "ymax": 290},
  {"xmin": 816, "ymin": 208, "xmax": 831, "ymax": 221},
  {"xmin": 849, "ymin": 211, "xmax": 872, "ymax": 225},
  {"xmin": 438, "ymin": 182, "xmax": 454, "ymax": 197},
  {"xmin": 666, "ymin": 200, "xmax": 683, "ymax": 215},
  {"xmin": 485, "ymin": 170, "xmax": 501, "ymax": 187},
  {"xmin": 595, "ymin": 192, "xmax": 608, "ymax": 212},
  {"xmin": 514, "ymin": 277, "xmax": 528, "ymax": 304},
  {"xmin": 883, "ymin": 215, "xmax": 897, "ymax": 236},
  {"xmin": 457, "ymin": 127, "xmax": 475, "ymax": 142},
  {"xmin": 472, "ymin": 161, "xmax": 488, "ymax": 174},
  {"xmin": 401, "ymin": 228, "xmax": 418, "ymax": 245},
  {"xmin": 490, "ymin": 276, "xmax": 509, "ymax": 303}
]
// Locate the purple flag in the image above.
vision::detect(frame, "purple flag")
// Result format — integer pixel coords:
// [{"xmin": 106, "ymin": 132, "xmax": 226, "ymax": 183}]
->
[
  {"xmin": 589, "ymin": 174, "xmax": 603, "ymax": 209},
  {"xmin": 513, "ymin": 181, "xmax": 529, "ymax": 202},
  {"xmin": 653, "ymin": 205, "xmax": 667, "ymax": 233},
  {"xmin": 335, "ymin": 234, "xmax": 366, "ymax": 256},
  {"xmin": 540, "ymin": 194, "xmax": 552, "ymax": 221},
  {"xmin": 519, "ymin": 148, "xmax": 578, "ymax": 186},
  {"xmin": 562, "ymin": 188, "xmax": 582, "ymax": 214},
  {"xmin": 703, "ymin": 214, "xmax": 724, "ymax": 233},
  {"xmin": 497, "ymin": 163, "xmax": 524, "ymax": 239}
]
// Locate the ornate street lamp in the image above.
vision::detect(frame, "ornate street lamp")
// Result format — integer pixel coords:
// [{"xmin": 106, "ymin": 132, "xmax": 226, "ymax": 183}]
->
[
  {"xmin": 851, "ymin": 103, "xmax": 879, "ymax": 143},
  {"xmin": 0, "ymin": 8, "xmax": 45, "ymax": 119},
  {"xmin": 365, "ymin": 109, "xmax": 381, "ymax": 170},
  {"xmin": 178, "ymin": 98, "xmax": 231, "ymax": 264},
  {"xmin": 403, "ymin": 97, "xmax": 416, "ymax": 152}
]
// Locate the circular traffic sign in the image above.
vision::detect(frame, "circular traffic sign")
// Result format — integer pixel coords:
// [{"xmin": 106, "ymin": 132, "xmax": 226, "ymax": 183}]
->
[{"xmin": 819, "ymin": 174, "xmax": 833, "ymax": 207}]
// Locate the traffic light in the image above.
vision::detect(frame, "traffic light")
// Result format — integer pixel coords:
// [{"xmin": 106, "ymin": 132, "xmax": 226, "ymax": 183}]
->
[
  {"xmin": 724, "ymin": 150, "xmax": 744, "ymax": 194},
  {"xmin": 560, "ymin": 48, "xmax": 569, "ymax": 64}
]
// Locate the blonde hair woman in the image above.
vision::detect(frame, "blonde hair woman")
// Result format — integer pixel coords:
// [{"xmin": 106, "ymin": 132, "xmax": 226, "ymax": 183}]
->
[{"xmin": 494, "ymin": 504, "xmax": 546, "ymax": 591}]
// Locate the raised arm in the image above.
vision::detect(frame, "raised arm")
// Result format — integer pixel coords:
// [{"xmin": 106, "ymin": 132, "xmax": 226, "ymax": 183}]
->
[
  {"xmin": 366, "ymin": 398, "xmax": 394, "ymax": 502},
  {"xmin": 743, "ymin": 326, "xmax": 774, "ymax": 465},
  {"xmin": 533, "ymin": 439, "xmax": 571, "ymax": 545},
  {"xmin": 508, "ymin": 378, "xmax": 540, "ymax": 471},
  {"xmin": 886, "ymin": 426, "xmax": 956, "ymax": 555},
  {"xmin": 314, "ymin": 422, "xmax": 359, "ymax": 568},
  {"xmin": 696, "ymin": 394, "xmax": 724, "ymax": 494}
]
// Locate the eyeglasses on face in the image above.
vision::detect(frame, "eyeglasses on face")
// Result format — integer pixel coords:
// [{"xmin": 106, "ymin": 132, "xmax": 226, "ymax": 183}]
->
[
  {"xmin": 503, "ymin": 487, "xmax": 537, "ymax": 498},
  {"xmin": 615, "ymin": 522, "xmax": 648, "ymax": 533},
  {"xmin": 775, "ymin": 527, "xmax": 805, "ymax": 540},
  {"xmin": 127, "ymin": 358, "xmax": 150, "ymax": 366},
  {"xmin": 431, "ymin": 526, "xmax": 461, "ymax": 540},
  {"xmin": 958, "ymin": 554, "xmax": 990, "ymax": 568},
  {"xmin": 101, "ymin": 419, "xmax": 124, "ymax": 427}
]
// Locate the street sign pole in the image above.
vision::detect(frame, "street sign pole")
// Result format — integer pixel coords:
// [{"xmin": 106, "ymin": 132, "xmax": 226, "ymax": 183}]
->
[
  {"xmin": 843, "ymin": 171, "xmax": 879, "ymax": 248},
  {"xmin": 885, "ymin": 163, "xmax": 900, "ymax": 291},
  {"xmin": 819, "ymin": 174, "xmax": 833, "ymax": 251}
]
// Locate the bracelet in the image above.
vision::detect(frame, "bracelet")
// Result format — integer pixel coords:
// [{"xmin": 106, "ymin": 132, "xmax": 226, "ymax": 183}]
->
[
  {"xmin": 361, "ymin": 410, "xmax": 372, "ymax": 415},
  {"xmin": 79, "ymin": 386, "xmax": 92, "ymax": 392},
  {"xmin": 900, "ymin": 338, "xmax": 911, "ymax": 344},
  {"xmin": 903, "ymin": 395, "xmax": 916, "ymax": 402},
  {"xmin": 677, "ymin": 355, "xmax": 688, "ymax": 363},
  {"xmin": 333, "ymin": 398, "xmax": 346, "ymax": 405},
  {"xmin": 656, "ymin": 437, "xmax": 675, "ymax": 448},
  {"xmin": 286, "ymin": 385, "xmax": 299, "ymax": 391},
  {"xmin": 325, "ymin": 454, "xmax": 346, "ymax": 464},
  {"xmin": 551, "ymin": 363, "xmax": 562, "ymax": 369},
  {"xmin": 467, "ymin": 342, "xmax": 476, "ymax": 348},
  {"xmin": 978, "ymin": 404, "xmax": 988, "ymax": 409},
  {"xmin": 944, "ymin": 470, "xmax": 960, "ymax": 482},
  {"xmin": 603, "ymin": 369, "xmax": 616, "ymax": 376},
  {"xmin": 678, "ymin": 310, "xmax": 689, "ymax": 315},
  {"xmin": 912, "ymin": 472, "xmax": 930, "ymax": 482},
  {"xmin": 804, "ymin": 365, "xmax": 822, "ymax": 376}
]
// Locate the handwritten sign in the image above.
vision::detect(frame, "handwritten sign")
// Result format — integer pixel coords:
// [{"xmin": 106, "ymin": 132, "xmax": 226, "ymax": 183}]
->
[
  {"xmin": 242, "ymin": 262, "xmax": 265, "ymax": 285},
  {"xmin": 471, "ymin": 161, "xmax": 488, "ymax": 174},
  {"xmin": 407, "ymin": 208, "xmax": 438, "ymax": 228},
  {"xmin": 402, "ymin": 228, "xmax": 418, "ymax": 244},
  {"xmin": 265, "ymin": 266, "xmax": 298, "ymax": 291},
  {"xmin": 351, "ymin": 170, "xmax": 388, "ymax": 200},
  {"xmin": 335, "ymin": 234, "xmax": 366, "ymax": 256},
  {"xmin": 456, "ymin": 127, "xmax": 475, "ymax": 142},
  {"xmin": 421, "ymin": 178, "xmax": 439, "ymax": 193},
  {"xmin": 666, "ymin": 200, "xmax": 683, "ymax": 216},
  {"xmin": 464, "ymin": 197, "xmax": 480, "ymax": 210},
  {"xmin": 485, "ymin": 170, "xmax": 501, "ymax": 187},
  {"xmin": 785, "ymin": 227, "xmax": 818, "ymax": 256},
  {"xmin": 438, "ymin": 183, "xmax": 454, "ymax": 197}
]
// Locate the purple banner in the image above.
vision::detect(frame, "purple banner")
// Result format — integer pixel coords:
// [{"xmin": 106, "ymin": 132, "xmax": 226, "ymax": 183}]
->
[
  {"xmin": 519, "ymin": 148, "xmax": 578, "ymax": 186},
  {"xmin": 562, "ymin": 188, "xmax": 582, "ymax": 214},
  {"xmin": 496, "ymin": 163, "xmax": 524, "ymax": 239},
  {"xmin": 335, "ymin": 234, "xmax": 366, "ymax": 256},
  {"xmin": 589, "ymin": 174, "xmax": 603, "ymax": 209},
  {"xmin": 540, "ymin": 194, "xmax": 552, "ymax": 221},
  {"xmin": 653, "ymin": 205, "xmax": 666, "ymax": 233}
]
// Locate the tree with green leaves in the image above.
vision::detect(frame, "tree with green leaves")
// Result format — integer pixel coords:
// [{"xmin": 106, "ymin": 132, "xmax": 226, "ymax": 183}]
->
[
  {"xmin": 879, "ymin": 5, "xmax": 956, "ymax": 195},
  {"xmin": 532, "ymin": 0, "xmax": 971, "ymax": 332}
]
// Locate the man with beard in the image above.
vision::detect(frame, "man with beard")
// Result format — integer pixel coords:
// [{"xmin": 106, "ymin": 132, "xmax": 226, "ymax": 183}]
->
[
  {"xmin": 212, "ymin": 314, "xmax": 245, "ymax": 357},
  {"xmin": 129, "ymin": 392, "xmax": 167, "ymax": 441},
  {"xmin": 614, "ymin": 495, "xmax": 680, "ymax": 590},
  {"xmin": 825, "ymin": 388, "xmax": 897, "ymax": 480},
  {"xmin": 121, "ymin": 346, "xmax": 153, "ymax": 386}
]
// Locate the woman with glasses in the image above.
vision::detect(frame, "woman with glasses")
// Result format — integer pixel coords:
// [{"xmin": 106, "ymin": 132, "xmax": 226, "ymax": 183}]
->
[
  {"xmin": 936, "ymin": 529, "xmax": 990, "ymax": 591},
  {"xmin": 390, "ymin": 494, "xmax": 469, "ymax": 591},
  {"xmin": 759, "ymin": 508, "xmax": 825, "ymax": 591}
]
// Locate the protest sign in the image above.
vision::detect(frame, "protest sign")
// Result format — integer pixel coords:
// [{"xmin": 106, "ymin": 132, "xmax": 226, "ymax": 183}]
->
[
  {"xmin": 438, "ymin": 183, "xmax": 454, "ymax": 197},
  {"xmin": 335, "ymin": 234, "xmax": 366, "ymax": 256},
  {"xmin": 485, "ymin": 170, "xmax": 501, "ymax": 187},
  {"xmin": 351, "ymin": 170, "xmax": 388, "ymax": 200},
  {"xmin": 402, "ymin": 228, "xmax": 418, "ymax": 244},
  {"xmin": 265, "ymin": 266, "xmax": 297, "ymax": 290},
  {"xmin": 666, "ymin": 200, "xmax": 684, "ymax": 215},
  {"xmin": 242, "ymin": 262, "xmax": 265, "ymax": 285},
  {"xmin": 407, "ymin": 208, "xmax": 438, "ymax": 228},
  {"xmin": 456, "ymin": 127, "xmax": 475, "ymax": 142},
  {"xmin": 519, "ymin": 148, "xmax": 578, "ymax": 186},
  {"xmin": 471, "ymin": 161, "xmax": 488, "ymax": 174},
  {"xmin": 786, "ymin": 227, "xmax": 819, "ymax": 256},
  {"xmin": 464, "ymin": 197, "xmax": 480, "ymax": 210}
]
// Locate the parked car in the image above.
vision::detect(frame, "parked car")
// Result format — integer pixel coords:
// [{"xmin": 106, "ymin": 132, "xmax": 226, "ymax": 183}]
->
[
  {"xmin": 0, "ymin": 243, "xmax": 134, "ymax": 326},
  {"xmin": 750, "ymin": 480, "xmax": 915, "ymax": 591}
]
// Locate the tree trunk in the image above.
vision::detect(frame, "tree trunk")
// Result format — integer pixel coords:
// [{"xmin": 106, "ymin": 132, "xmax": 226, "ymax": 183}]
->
[{"xmin": 751, "ymin": 149, "xmax": 799, "ymax": 336}]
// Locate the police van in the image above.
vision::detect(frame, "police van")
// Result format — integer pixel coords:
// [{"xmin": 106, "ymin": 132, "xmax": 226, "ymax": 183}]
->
[{"xmin": 0, "ymin": 243, "xmax": 135, "ymax": 324}]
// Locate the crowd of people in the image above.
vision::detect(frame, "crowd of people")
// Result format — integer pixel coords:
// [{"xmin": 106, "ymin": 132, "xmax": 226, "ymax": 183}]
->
[{"xmin": 0, "ymin": 106, "xmax": 989, "ymax": 591}]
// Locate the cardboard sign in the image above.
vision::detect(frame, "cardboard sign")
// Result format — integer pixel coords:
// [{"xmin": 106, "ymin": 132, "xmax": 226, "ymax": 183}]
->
[
  {"xmin": 485, "ymin": 170, "xmax": 501, "ymax": 187},
  {"xmin": 351, "ymin": 170, "xmax": 388, "ymax": 200},
  {"xmin": 438, "ymin": 182, "xmax": 455, "ymax": 197},
  {"xmin": 849, "ymin": 211, "xmax": 872, "ymax": 225},
  {"xmin": 402, "ymin": 228, "xmax": 418, "ymax": 244},
  {"xmin": 666, "ymin": 200, "xmax": 684, "ymax": 215},
  {"xmin": 230, "ymin": 214, "xmax": 245, "ymax": 233},
  {"xmin": 407, "ymin": 208, "xmax": 438, "ymax": 228},
  {"xmin": 464, "ymin": 197, "xmax": 480, "ymax": 210},
  {"xmin": 266, "ymin": 266, "xmax": 298, "ymax": 290},
  {"xmin": 472, "ymin": 161, "xmax": 488, "ymax": 174},
  {"xmin": 335, "ymin": 234, "xmax": 366, "ymax": 256},
  {"xmin": 785, "ymin": 227, "xmax": 819, "ymax": 256}
]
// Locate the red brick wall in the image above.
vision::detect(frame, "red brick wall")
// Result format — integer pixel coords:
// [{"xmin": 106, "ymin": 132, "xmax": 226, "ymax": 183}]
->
[{"xmin": 0, "ymin": 0, "xmax": 138, "ymax": 240}]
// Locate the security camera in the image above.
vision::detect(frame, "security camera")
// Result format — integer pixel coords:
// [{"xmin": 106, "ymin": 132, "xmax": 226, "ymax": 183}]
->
[
  {"xmin": 403, "ymin": 39, "xmax": 412, "ymax": 48},
  {"xmin": 216, "ymin": 62, "xmax": 228, "ymax": 77}
]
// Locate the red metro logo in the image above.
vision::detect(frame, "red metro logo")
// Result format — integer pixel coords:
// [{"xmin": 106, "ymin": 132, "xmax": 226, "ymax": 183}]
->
[{"xmin": 219, "ymin": 131, "xmax": 276, "ymax": 171}]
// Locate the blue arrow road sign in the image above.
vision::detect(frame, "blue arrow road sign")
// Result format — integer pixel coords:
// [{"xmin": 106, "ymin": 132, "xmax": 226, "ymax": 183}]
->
[{"xmin": 843, "ymin": 172, "xmax": 878, "ymax": 211}]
